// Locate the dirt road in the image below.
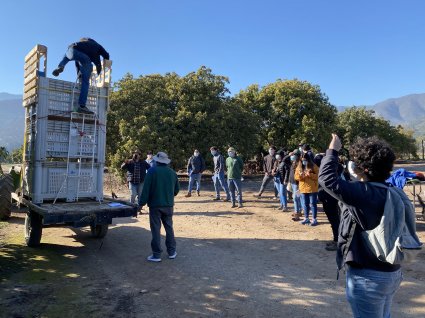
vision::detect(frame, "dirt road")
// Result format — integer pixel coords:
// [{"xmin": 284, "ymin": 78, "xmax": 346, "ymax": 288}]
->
[{"xmin": 1, "ymin": 180, "xmax": 425, "ymax": 318}]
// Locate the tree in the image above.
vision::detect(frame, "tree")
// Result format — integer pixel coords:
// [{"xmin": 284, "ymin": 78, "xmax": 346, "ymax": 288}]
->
[
  {"xmin": 107, "ymin": 67, "xmax": 260, "ymax": 171},
  {"xmin": 336, "ymin": 107, "xmax": 417, "ymax": 158},
  {"xmin": 9, "ymin": 146, "xmax": 23, "ymax": 163},
  {"xmin": 235, "ymin": 79, "xmax": 337, "ymax": 152},
  {"xmin": 0, "ymin": 147, "xmax": 9, "ymax": 162}
]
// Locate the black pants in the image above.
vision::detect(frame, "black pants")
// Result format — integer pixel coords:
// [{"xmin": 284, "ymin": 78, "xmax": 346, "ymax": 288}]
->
[
  {"xmin": 319, "ymin": 190, "xmax": 340, "ymax": 242},
  {"xmin": 149, "ymin": 206, "xmax": 176, "ymax": 258},
  {"xmin": 259, "ymin": 174, "xmax": 278, "ymax": 196}
]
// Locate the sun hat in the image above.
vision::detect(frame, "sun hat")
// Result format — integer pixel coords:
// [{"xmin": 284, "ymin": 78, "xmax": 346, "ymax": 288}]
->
[{"xmin": 153, "ymin": 151, "xmax": 171, "ymax": 164}]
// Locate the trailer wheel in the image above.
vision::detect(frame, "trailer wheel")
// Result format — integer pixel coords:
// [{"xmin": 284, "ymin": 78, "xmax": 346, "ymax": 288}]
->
[
  {"xmin": 90, "ymin": 224, "xmax": 108, "ymax": 238},
  {"xmin": 0, "ymin": 173, "xmax": 14, "ymax": 220},
  {"xmin": 24, "ymin": 210, "xmax": 43, "ymax": 247}
]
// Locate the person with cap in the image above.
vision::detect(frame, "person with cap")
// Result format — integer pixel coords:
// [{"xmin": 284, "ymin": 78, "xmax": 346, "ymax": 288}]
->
[
  {"xmin": 210, "ymin": 146, "xmax": 231, "ymax": 201},
  {"xmin": 226, "ymin": 147, "xmax": 244, "ymax": 208},
  {"xmin": 52, "ymin": 38, "xmax": 110, "ymax": 114},
  {"xmin": 121, "ymin": 150, "xmax": 151, "ymax": 205},
  {"xmin": 255, "ymin": 146, "xmax": 279, "ymax": 199},
  {"xmin": 139, "ymin": 152, "xmax": 180, "ymax": 262},
  {"xmin": 185, "ymin": 149, "xmax": 206, "ymax": 197}
]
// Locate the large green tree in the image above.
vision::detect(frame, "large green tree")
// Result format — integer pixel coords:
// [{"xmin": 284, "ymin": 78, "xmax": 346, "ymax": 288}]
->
[
  {"xmin": 235, "ymin": 79, "xmax": 337, "ymax": 152},
  {"xmin": 107, "ymin": 67, "xmax": 260, "ymax": 171},
  {"xmin": 336, "ymin": 107, "xmax": 417, "ymax": 158}
]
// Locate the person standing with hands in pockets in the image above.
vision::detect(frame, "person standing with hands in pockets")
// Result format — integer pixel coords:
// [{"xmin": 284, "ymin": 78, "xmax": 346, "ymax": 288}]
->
[{"xmin": 226, "ymin": 147, "xmax": 244, "ymax": 208}]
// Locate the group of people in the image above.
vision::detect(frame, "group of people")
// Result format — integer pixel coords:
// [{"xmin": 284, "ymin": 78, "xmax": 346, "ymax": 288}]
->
[{"xmin": 121, "ymin": 135, "xmax": 422, "ymax": 318}]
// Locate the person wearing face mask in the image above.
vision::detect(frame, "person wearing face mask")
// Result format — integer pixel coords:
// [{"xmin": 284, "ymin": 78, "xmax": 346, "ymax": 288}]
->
[
  {"xmin": 295, "ymin": 153, "xmax": 319, "ymax": 226},
  {"xmin": 145, "ymin": 150, "xmax": 156, "ymax": 168},
  {"xmin": 289, "ymin": 150, "xmax": 302, "ymax": 220},
  {"xmin": 185, "ymin": 149, "xmax": 206, "ymax": 197},
  {"xmin": 210, "ymin": 146, "xmax": 231, "ymax": 201},
  {"xmin": 272, "ymin": 151, "xmax": 290, "ymax": 211},
  {"xmin": 255, "ymin": 146, "xmax": 279, "ymax": 199},
  {"xmin": 121, "ymin": 150, "xmax": 152, "ymax": 205},
  {"xmin": 226, "ymin": 147, "xmax": 244, "ymax": 208}
]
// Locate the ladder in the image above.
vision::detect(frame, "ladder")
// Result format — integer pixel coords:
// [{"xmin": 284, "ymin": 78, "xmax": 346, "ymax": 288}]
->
[{"xmin": 53, "ymin": 74, "xmax": 99, "ymax": 203}]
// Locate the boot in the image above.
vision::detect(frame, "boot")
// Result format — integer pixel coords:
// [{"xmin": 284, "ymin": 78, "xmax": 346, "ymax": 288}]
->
[{"xmin": 185, "ymin": 192, "xmax": 191, "ymax": 198}]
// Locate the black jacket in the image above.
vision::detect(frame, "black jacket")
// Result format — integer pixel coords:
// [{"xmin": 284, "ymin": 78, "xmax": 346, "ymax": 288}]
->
[
  {"xmin": 187, "ymin": 155, "xmax": 206, "ymax": 174},
  {"xmin": 319, "ymin": 149, "xmax": 400, "ymax": 272},
  {"xmin": 71, "ymin": 38, "xmax": 109, "ymax": 74},
  {"xmin": 121, "ymin": 160, "xmax": 151, "ymax": 184}
]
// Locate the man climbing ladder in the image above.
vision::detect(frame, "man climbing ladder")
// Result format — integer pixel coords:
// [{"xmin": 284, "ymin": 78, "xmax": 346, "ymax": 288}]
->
[{"xmin": 52, "ymin": 38, "xmax": 110, "ymax": 114}]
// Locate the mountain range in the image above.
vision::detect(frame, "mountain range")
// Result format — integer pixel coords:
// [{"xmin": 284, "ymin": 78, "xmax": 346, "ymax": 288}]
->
[{"xmin": 1, "ymin": 91, "xmax": 425, "ymax": 151}]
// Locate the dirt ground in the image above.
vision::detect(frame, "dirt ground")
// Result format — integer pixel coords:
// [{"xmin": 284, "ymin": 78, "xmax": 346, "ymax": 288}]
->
[{"xmin": 1, "ymin": 167, "xmax": 425, "ymax": 317}]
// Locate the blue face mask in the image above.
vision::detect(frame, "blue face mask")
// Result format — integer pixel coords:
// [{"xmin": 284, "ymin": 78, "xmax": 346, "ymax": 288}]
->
[
  {"xmin": 211, "ymin": 151, "xmax": 217, "ymax": 156},
  {"xmin": 228, "ymin": 151, "xmax": 235, "ymax": 157},
  {"xmin": 290, "ymin": 155, "xmax": 296, "ymax": 161},
  {"xmin": 302, "ymin": 160, "xmax": 307, "ymax": 166}
]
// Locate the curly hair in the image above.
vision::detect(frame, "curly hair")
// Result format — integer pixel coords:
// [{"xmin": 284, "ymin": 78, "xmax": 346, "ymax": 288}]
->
[{"xmin": 349, "ymin": 136, "xmax": 395, "ymax": 182}]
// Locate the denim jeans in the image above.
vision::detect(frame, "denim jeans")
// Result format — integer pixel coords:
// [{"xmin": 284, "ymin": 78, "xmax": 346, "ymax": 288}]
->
[
  {"xmin": 273, "ymin": 178, "xmax": 288, "ymax": 208},
  {"xmin": 346, "ymin": 266, "xmax": 402, "ymax": 318},
  {"xmin": 300, "ymin": 192, "xmax": 318, "ymax": 219},
  {"xmin": 213, "ymin": 172, "xmax": 230, "ymax": 199},
  {"xmin": 291, "ymin": 183, "xmax": 301, "ymax": 213},
  {"xmin": 259, "ymin": 174, "xmax": 278, "ymax": 196},
  {"xmin": 58, "ymin": 47, "xmax": 92, "ymax": 107},
  {"xmin": 188, "ymin": 173, "xmax": 202, "ymax": 192},
  {"xmin": 129, "ymin": 182, "xmax": 143, "ymax": 204},
  {"xmin": 228, "ymin": 179, "xmax": 242, "ymax": 204},
  {"xmin": 149, "ymin": 206, "xmax": 176, "ymax": 258}
]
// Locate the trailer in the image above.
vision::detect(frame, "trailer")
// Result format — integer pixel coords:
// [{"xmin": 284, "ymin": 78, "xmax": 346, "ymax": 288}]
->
[{"xmin": 9, "ymin": 44, "xmax": 137, "ymax": 246}]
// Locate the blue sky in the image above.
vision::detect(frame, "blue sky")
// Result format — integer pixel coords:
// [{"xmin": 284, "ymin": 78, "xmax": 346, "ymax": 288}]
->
[{"xmin": 1, "ymin": 0, "xmax": 424, "ymax": 106}]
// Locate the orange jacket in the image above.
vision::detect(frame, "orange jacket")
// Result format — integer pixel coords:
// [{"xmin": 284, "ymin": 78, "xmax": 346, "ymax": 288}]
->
[{"xmin": 295, "ymin": 164, "xmax": 319, "ymax": 193}]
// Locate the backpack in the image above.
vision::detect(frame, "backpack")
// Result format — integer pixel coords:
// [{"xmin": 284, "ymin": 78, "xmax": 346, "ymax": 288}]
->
[{"xmin": 359, "ymin": 182, "xmax": 422, "ymax": 264}]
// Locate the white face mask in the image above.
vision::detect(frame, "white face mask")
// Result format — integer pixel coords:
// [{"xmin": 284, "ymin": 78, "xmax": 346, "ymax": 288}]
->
[
  {"xmin": 228, "ymin": 151, "xmax": 235, "ymax": 158},
  {"xmin": 302, "ymin": 160, "xmax": 307, "ymax": 166},
  {"xmin": 275, "ymin": 154, "xmax": 281, "ymax": 161},
  {"xmin": 211, "ymin": 150, "xmax": 217, "ymax": 156},
  {"xmin": 194, "ymin": 152, "xmax": 200, "ymax": 157}
]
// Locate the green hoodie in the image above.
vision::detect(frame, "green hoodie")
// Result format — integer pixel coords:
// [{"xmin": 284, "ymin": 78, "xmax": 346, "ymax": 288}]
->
[
  {"xmin": 139, "ymin": 164, "xmax": 180, "ymax": 208},
  {"xmin": 226, "ymin": 156, "xmax": 244, "ymax": 179}
]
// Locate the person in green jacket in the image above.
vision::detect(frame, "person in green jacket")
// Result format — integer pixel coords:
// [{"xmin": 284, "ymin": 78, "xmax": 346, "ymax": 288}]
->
[
  {"xmin": 139, "ymin": 152, "xmax": 180, "ymax": 262},
  {"xmin": 226, "ymin": 147, "xmax": 244, "ymax": 208}
]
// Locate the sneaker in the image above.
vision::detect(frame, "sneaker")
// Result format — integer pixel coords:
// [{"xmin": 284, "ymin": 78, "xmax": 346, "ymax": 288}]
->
[
  {"xmin": 291, "ymin": 216, "xmax": 300, "ymax": 221},
  {"xmin": 282, "ymin": 207, "xmax": 289, "ymax": 212},
  {"xmin": 238, "ymin": 203, "xmax": 243, "ymax": 208},
  {"xmin": 300, "ymin": 218, "xmax": 310, "ymax": 225},
  {"xmin": 213, "ymin": 197, "xmax": 221, "ymax": 201},
  {"xmin": 185, "ymin": 192, "xmax": 191, "ymax": 198},
  {"xmin": 273, "ymin": 196, "xmax": 279, "ymax": 201},
  {"xmin": 231, "ymin": 203, "xmax": 237, "ymax": 208},
  {"xmin": 168, "ymin": 252, "xmax": 177, "ymax": 259},
  {"xmin": 325, "ymin": 241, "xmax": 338, "ymax": 251},
  {"xmin": 77, "ymin": 106, "xmax": 94, "ymax": 114},
  {"xmin": 52, "ymin": 66, "xmax": 64, "ymax": 77},
  {"xmin": 147, "ymin": 255, "xmax": 161, "ymax": 262},
  {"xmin": 310, "ymin": 219, "xmax": 318, "ymax": 226},
  {"xmin": 223, "ymin": 198, "xmax": 230, "ymax": 202},
  {"xmin": 197, "ymin": 191, "xmax": 200, "ymax": 197},
  {"xmin": 278, "ymin": 204, "xmax": 283, "ymax": 210},
  {"xmin": 253, "ymin": 193, "xmax": 262, "ymax": 197}
]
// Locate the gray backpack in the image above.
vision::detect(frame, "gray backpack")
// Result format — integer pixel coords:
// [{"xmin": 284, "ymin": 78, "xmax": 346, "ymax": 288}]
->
[{"xmin": 361, "ymin": 183, "xmax": 423, "ymax": 264}]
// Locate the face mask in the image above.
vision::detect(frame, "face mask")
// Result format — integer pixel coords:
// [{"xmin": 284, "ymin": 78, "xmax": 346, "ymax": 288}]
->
[
  {"xmin": 290, "ymin": 155, "xmax": 296, "ymax": 161},
  {"xmin": 299, "ymin": 147, "xmax": 303, "ymax": 152},
  {"xmin": 133, "ymin": 154, "xmax": 139, "ymax": 160},
  {"xmin": 228, "ymin": 151, "xmax": 235, "ymax": 158},
  {"xmin": 211, "ymin": 150, "xmax": 217, "ymax": 156},
  {"xmin": 194, "ymin": 152, "xmax": 200, "ymax": 157},
  {"xmin": 269, "ymin": 149, "xmax": 275, "ymax": 156},
  {"xmin": 275, "ymin": 155, "xmax": 281, "ymax": 161},
  {"xmin": 302, "ymin": 160, "xmax": 307, "ymax": 166}
]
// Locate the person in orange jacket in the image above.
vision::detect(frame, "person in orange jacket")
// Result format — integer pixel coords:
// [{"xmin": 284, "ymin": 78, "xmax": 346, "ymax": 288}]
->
[{"xmin": 295, "ymin": 153, "xmax": 319, "ymax": 226}]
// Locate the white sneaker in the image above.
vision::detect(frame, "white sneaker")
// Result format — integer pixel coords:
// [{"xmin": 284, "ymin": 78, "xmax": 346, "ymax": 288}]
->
[
  {"xmin": 147, "ymin": 255, "xmax": 161, "ymax": 262},
  {"xmin": 168, "ymin": 252, "xmax": 177, "ymax": 259}
]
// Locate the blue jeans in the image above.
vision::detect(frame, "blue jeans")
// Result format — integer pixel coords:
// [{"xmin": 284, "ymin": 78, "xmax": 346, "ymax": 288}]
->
[
  {"xmin": 213, "ymin": 172, "xmax": 230, "ymax": 199},
  {"xmin": 228, "ymin": 179, "xmax": 242, "ymax": 204},
  {"xmin": 58, "ymin": 47, "xmax": 92, "ymax": 107},
  {"xmin": 291, "ymin": 183, "xmax": 301, "ymax": 213},
  {"xmin": 188, "ymin": 173, "xmax": 202, "ymax": 192},
  {"xmin": 300, "ymin": 192, "xmax": 318, "ymax": 219},
  {"xmin": 346, "ymin": 266, "xmax": 402, "ymax": 318},
  {"xmin": 273, "ymin": 178, "xmax": 287, "ymax": 208},
  {"xmin": 129, "ymin": 182, "xmax": 143, "ymax": 204}
]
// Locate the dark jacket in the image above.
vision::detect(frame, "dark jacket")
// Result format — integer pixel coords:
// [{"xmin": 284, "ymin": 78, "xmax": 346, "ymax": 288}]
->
[
  {"xmin": 121, "ymin": 160, "xmax": 151, "ymax": 184},
  {"xmin": 319, "ymin": 149, "xmax": 400, "ymax": 272},
  {"xmin": 71, "ymin": 38, "xmax": 109, "ymax": 74},
  {"xmin": 187, "ymin": 155, "xmax": 206, "ymax": 174},
  {"xmin": 263, "ymin": 154, "xmax": 275, "ymax": 175},
  {"xmin": 213, "ymin": 153, "xmax": 225, "ymax": 174},
  {"xmin": 273, "ymin": 160, "xmax": 290, "ymax": 184},
  {"xmin": 139, "ymin": 164, "xmax": 180, "ymax": 208}
]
